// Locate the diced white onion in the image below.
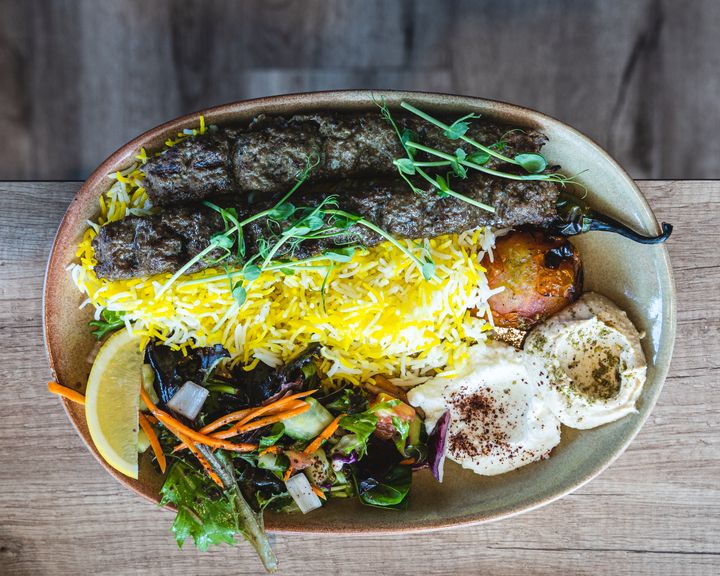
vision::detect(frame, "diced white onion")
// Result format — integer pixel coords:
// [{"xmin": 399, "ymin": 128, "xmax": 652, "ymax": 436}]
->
[
  {"xmin": 166, "ymin": 381, "xmax": 208, "ymax": 420},
  {"xmin": 285, "ymin": 473, "xmax": 323, "ymax": 514}
]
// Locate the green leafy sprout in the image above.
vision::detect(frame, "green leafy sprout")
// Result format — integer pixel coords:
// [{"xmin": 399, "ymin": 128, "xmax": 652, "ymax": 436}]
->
[
  {"xmin": 400, "ymin": 101, "xmax": 553, "ymax": 174},
  {"xmin": 156, "ymin": 152, "xmax": 320, "ymax": 297},
  {"xmin": 160, "ymin": 453, "xmax": 277, "ymax": 572},
  {"xmin": 88, "ymin": 309, "xmax": 126, "ymax": 339},
  {"xmin": 376, "ymin": 99, "xmax": 495, "ymax": 214},
  {"xmin": 376, "ymin": 98, "xmax": 584, "ymax": 212}
]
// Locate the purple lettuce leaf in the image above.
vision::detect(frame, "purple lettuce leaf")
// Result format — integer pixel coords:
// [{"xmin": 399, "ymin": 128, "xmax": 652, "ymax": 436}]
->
[
  {"xmin": 427, "ymin": 411, "xmax": 450, "ymax": 482},
  {"xmin": 331, "ymin": 450, "xmax": 358, "ymax": 471}
]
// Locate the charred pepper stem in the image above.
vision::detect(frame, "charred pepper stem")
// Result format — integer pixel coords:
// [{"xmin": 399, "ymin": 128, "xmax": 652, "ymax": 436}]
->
[{"xmin": 553, "ymin": 192, "xmax": 673, "ymax": 244}]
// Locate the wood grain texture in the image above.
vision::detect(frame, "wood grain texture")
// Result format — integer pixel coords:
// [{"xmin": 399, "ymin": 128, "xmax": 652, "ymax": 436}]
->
[
  {"xmin": 1, "ymin": 0, "xmax": 719, "ymax": 180},
  {"xmin": 0, "ymin": 181, "xmax": 717, "ymax": 575}
]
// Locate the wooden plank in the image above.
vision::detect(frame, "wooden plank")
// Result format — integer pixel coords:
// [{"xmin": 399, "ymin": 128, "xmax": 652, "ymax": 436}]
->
[
  {"xmin": 240, "ymin": 0, "xmax": 409, "ymax": 69},
  {"xmin": 0, "ymin": 0, "xmax": 32, "ymax": 178},
  {"xmin": 242, "ymin": 69, "xmax": 454, "ymax": 97},
  {"xmin": 450, "ymin": 0, "xmax": 656, "ymax": 171},
  {"xmin": 26, "ymin": 1, "xmax": 85, "ymax": 179},
  {"xmin": 74, "ymin": 0, "xmax": 183, "ymax": 175},
  {"xmin": 0, "ymin": 181, "xmax": 717, "ymax": 575},
  {"xmin": 2, "ymin": 1, "xmax": 720, "ymax": 180},
  {"xmin": 655, "ymin": 0, "xmax": 720, "ymax": 179}
]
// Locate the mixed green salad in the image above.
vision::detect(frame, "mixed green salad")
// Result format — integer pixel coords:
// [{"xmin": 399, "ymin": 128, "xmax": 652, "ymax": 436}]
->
[{"xmin": 140, "ymin": 340, "xmax": 448, "ymax": 571}]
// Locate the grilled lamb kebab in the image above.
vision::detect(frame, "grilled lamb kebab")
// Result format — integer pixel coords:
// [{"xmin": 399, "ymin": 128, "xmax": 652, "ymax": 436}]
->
[
  {"xmin": 142, "ymin": 112, "xmax": 547, "ymax": 206},
  {"xmin": 92, "ymin": 175, "xmax": 560, "ymax": 280}
]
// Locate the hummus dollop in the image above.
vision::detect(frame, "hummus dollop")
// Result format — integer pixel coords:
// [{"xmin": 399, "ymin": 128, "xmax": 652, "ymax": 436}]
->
[{"xmin": 523, "ymin": 292, "xmax": 647, "ymax": 429}]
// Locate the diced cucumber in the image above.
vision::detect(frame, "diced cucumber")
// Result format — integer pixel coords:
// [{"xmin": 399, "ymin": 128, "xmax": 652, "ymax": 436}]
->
[
  {"xmin": 258, "ymin": 452, "xmax": 287, "ymax": 476},
  {"xmin": 283, "ymin": 398, "xmax": 333, "ymax": 441},
  {"xmin": 137, "ymin": 428, "xmax": 150, "ymax": 453},
  {"xmin": 408, "ymin": 415, "xmax": 422, "ymax": 447},
  {"xmin": 303, "ymin": 449, "xmax": 335, "ymax": 486},
  {"xmin": 140, "ymin": 363, "xmax": 159, "ymax": 411}
]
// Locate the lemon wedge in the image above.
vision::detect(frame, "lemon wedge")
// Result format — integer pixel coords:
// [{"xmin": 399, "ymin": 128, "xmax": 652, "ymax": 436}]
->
[{"xmin": 85, "ymin": 328, "xmax": 144, "ymax": 479}]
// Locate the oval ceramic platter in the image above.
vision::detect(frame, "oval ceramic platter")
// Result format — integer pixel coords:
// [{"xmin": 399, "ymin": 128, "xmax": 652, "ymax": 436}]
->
[{"xmin": 44, "ymin": 90, "xmax": 676, "ymax": 533}]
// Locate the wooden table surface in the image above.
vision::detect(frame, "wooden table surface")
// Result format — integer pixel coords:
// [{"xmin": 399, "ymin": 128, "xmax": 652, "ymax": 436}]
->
[{"xmin": 1, "ymin": 181, "xmax": 718, "ymax": 575}]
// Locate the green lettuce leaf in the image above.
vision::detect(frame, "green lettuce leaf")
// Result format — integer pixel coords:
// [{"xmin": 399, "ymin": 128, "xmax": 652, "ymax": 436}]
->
[
  {"xmin": 358, "ymin": 463, "xmax": 412, "ymax": 509},
  {"xmin": 338, "ymin": 412, "xmax": 378, "ymax": 457},
  {"xmin": 160, "ymin": 461, "xmax": 238, "ymax": 551}
]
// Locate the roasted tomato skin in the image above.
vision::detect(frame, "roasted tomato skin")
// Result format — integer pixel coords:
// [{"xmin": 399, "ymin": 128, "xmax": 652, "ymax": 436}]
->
[{"xmin": 481, "ymin": 229, "xmax": 582, "ymax": 330}]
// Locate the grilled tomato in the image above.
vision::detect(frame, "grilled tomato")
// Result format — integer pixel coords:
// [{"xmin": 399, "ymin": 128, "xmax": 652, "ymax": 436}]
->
[{"xmin": 481, "ymin": 229, "xmax": 582, "ymax": 330}]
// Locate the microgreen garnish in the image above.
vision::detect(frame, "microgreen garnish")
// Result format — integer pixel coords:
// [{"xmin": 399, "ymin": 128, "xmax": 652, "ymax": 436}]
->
[
  {"xmin": 377, "ymin": 99, "xmax": 495, "ymax": 214},
  {"xmin": 322, "ymin": 246, "xmax": 357, "ymax": 262},
  {"xmin": 166, "ymin": 154, "xmax": 435, "ymax": 305},
  {"xmin": 467, "ymin": 151, "xmax": 490, "ymax": 165},
  {"xmin": 204, "ymin": 201, "xmax": 245, "ymax": 259},
  {"xmin": 390, "ymin": 100, "xmax": 581, "ymax": 188},
  {"xmin": 443, "ymin": 112, "xmax": 480, "ymax": 140},
  {"xmin": 177, "ymin": 199, "xmax": 434, "ymax": 296},
  {"xmin": 156, "ymin": 153, "xmax": 319, "ymax": 296},
  {"xmin": 404, "ymin": 140, "xmax": 576, "ymax": 187},
  {"xmin": 232, "ymin": 284, "xmax": 247, "ymax": 306},
  {"xmin": 221, "ymin": 263, "xmax": 248, "ymax": 306},
  {"xmin": 322, "ymin": 209, "xmax": 435, "ymax": 280},
  {"xmin": 399, "ymin": 101, "xmax": 518, "ymax": 166},
  {"xmin": 253, "ymin": 197, "xmax": 434, "ymax": 280},
  {"xmin": 156, "ymin": 225, "xmax": 239, "ymax": 297},
  {"xmin": 89, "ymin": 309, "xmax": 126, "ymax": 339},
  {"xmin": 243, "ymin": 262, "xmax": 261, "ymax": 281},
  {"xmin": 178, "ymin": 248, "xmax": 365, "ymax": 288},
  {"xmin": 257, "ymin": 195, "xmax": 341, "ymax": 269},
  {"xmin": 513, "ymin": 152, "xmax": 548, "ymax": 173},
  {"xmin": 320, "ymin": 262, "xmax": 334, "ymax": 313}
]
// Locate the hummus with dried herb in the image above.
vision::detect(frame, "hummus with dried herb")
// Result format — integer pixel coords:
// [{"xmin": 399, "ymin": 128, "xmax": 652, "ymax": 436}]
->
[{"xmin": 524, "ymin": 292, "xmax": 647, "ymax": 429}]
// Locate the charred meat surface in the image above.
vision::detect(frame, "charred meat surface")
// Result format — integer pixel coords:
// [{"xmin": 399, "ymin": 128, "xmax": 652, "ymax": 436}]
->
[
  {"xmin": 232, "ymin": 114, "xmax": 400, "ymax": 196},
  {"xmin": 92, "ymin": 175, "xmax": 559, "ymax": 280},
  {"xmin": 142, "ymin": 131, "xmax": 236, "ymax": 205},
  {"xmin": 92, "ymin": 204, "xmax": 230, "ymax": 280},
  {"xmin": 257, "ymin": 176, "xmax": 560, "ymax": 261},
  {"xmin": 142, "ymin": 112, "xmax": 547, "ymax": 206}
]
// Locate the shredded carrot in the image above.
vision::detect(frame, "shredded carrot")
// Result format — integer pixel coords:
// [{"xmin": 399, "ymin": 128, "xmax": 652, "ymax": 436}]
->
[
  {"xmin": 198, "ymin": 408, "xmax": 255, "ymax": 435},
  {"xmin": 140, "ymin": 387, "xmax": 257, "ymax": 453},
  {"xmin": 48, "ymin": 381, "xmax": 86, "ymax": 405},
  {"xmin": 260, "ymin": 445, "xmax": 281, "ymax": 456},
  {"xmin": 144, "ymin": 413, "xmax": 158, "ymax": 424},
  {"xmin": 311, "ymin": 485, "xmax": 327, "ymax": 500},
  {"xmin": 269, "ymin": 399, "xmax": 311, "ymax": 413},
  {"xmin": 399, "ymin": 457, "xmax": 416, "ymax": 466},
  {"xmin": 283, "ymin": 467, "xmax": 293, "ymax": 481},
  {"xmin": 172, "ymin": 390, "xmax": 316, "ymax": 452},
  {"xmin": 138, "ymin": 412, "xmax": 167, "ymax": 473},
  {"xmin": 139, "ymin": 389, "xmax": 223, "ymax": 486},
  {"xmin": 175, "ymin": 430, "xmax": 223, "ymax": 488},
  {"xmin": 158, "ymin": 411, "xmax": 257, "ymax": 452},
  {"xmin": 303, "ymin": 414, "xmax": 345, "ymax": 455},
  {"xmin": 198, "ymin": 396, "xmax": 310, "ymax": 436},
  {"xmin": 173, "ymin": 401, "xmax": 310, "ymax": 453},
  {"xmin": 231, "ymin": 389, "xmax": 317, "ymax": 430},
  {"xmin": 230, "ymin": 402, "xmax": 310, "ymax": 435}
]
